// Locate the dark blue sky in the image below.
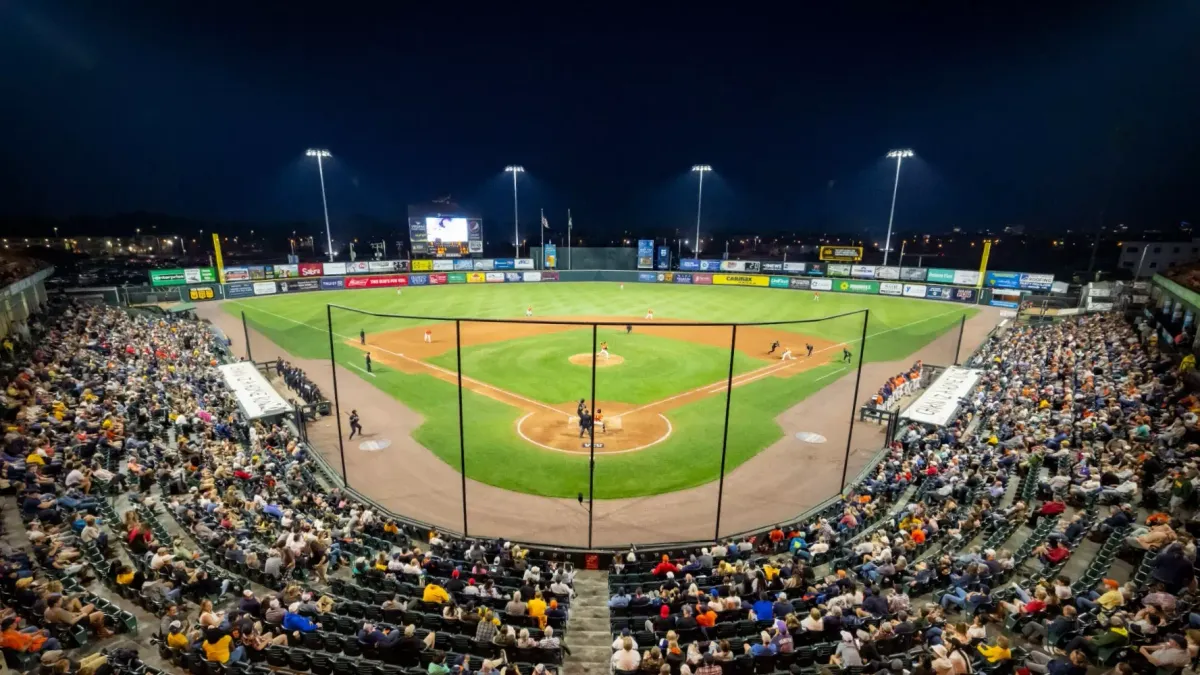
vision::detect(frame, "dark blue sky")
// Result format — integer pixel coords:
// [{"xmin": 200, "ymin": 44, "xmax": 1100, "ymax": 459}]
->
[{"xmin": 2, "ymin": 1, "xmax": 1198, "ymax": 238}]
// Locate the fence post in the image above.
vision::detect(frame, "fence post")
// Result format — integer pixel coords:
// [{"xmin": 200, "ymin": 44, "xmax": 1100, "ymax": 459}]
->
[
  {"xmin": 241, "ymin": 311, "xmax": 254, "ymax": 363},
  {"xmin": 953, "ymin": 314, "xmax": 966, "ymax": 365},
  {"xmin": 713, "ymin": 324, "xmax": 738, "ymax": 542},
  {"xmin": 326, "ymin": 305, "xmax": 349, "ymax": 487},
  {"xmin": 840, "ymin": 309, "xmax": 870, "ymax": 491},
  {"xmin": 587, "ymin": 324, "xmax": 598, "ymax": 549},
  {"xmin": 456, "ymin": 320, "xmax": 469, "ymax": 537}
]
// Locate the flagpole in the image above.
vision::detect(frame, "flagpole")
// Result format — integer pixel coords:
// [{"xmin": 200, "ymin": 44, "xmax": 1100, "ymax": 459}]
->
[
  {"xmin": 568, "ymin": 209, "xmax": 572, "ymax": 271},
  {"xmin": 540, "ymin": 208, "xmax": 545, "ymax": 270}
]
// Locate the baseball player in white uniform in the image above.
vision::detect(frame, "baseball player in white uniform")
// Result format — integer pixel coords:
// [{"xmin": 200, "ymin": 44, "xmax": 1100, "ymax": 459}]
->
[{"xmin": 780, "ymin": 347, "xmax": 796, "ymax": 361}]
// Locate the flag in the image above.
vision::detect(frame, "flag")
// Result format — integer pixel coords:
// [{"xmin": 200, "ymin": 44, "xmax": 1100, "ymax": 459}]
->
[
  {"xmin": 541, "ymin": 213, "xmax": 550, "ymax": 229},
  {"xmin": 568, "ymin": 211, "xmax": 573, "ymax": 229}
]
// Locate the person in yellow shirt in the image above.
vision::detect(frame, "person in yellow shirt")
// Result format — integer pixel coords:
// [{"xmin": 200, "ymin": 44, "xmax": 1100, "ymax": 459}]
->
[
  {"xmin": 527, "ymin": 590, "xmax": 548, "ymax": 628},
  {"xmin": 423, "ymin": 582, "xmax": 450, "ymax": 604},
  {"xmin": 976, "ymin": 635, "xmax": 1011, "ymax": 663},
  {"xmin": 201, "ymin": 629, "xmax": 245, "ymax": 663},
  {"xmin": 165, "ymin": 622, "xmax": 191, "ymax": 651}
]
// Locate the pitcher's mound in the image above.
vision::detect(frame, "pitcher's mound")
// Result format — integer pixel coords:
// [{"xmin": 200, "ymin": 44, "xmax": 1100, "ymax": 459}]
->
[{"xmin": 568, "ymin": 353, "xmax": 625, "ymax": 367}]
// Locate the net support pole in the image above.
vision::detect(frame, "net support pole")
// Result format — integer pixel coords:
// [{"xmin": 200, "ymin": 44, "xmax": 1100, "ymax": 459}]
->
[
  {"xmin": 241, "ymin": 311, "xmax": 253, "ymax": 363},
  {"xmin": 953, "ymin": 314, "xmax": 966, "ymax": 365},
  {"xmin": 456, "ymin": 320, "xmax": 469, "ymax": 537},
  {"xmin": 587, "ymin": 323, "xmax": 598, "ymax": 549},
  {"xmin": 713, "ymin": 324, "xmax": 738, "ymax": 542},
  {"xmin": 326, "ymin": 305, "xmax": 349, "ymax": 488},
  {"xmin": 840, "ymin": 310, "xmax": 870, "ymax": 491}
]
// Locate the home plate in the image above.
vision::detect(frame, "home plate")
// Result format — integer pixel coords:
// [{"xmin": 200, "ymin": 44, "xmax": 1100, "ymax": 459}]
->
[
  {"xmin": 794, "ymin": 432, "xmax": 827, "ymax": 443},
  {"xmin": 359, "ymin": 439, "xmax": 391, "ymax": 452}
]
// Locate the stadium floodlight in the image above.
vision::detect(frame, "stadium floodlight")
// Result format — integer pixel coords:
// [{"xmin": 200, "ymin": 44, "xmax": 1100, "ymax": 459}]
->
[
  {"xmin": 882, "ymin": 149, "xmax": 914, "ymax": 266},
  {"xmin": 691, "ymin": 165, "xmax": 712, "ymax": 256},
  {"xmin": 505, "ymin": 166, "xmax": 525, "ymax": 257},
  {"xmin": 306, "ymin": 148, "xmax": 335, "ymax": 261}
]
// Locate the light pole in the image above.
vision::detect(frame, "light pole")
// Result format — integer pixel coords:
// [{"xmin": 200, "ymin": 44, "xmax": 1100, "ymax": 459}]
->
[
  {"xmin": 691, "ymin": 165, "xmax": 712, "ymax": 257},
  {"xmin": 883, "ymin": 149, "xmax": 913, "ymax": 266},
  {"xmin": 505, "ymin": 166, "xmax": 525, "ymax": 258},
  {"xmin": 306, "ymin": 148, "xmax": 334, "ymax": 261}
]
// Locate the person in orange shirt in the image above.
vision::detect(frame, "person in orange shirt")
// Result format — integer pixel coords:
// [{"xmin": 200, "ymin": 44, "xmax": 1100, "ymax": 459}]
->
[
  {"xmin": 911, "ymin": 528, "xmax": 926, "ymax": 545},
  {"xmin": 695, "ymin": 604, "xmax": 717, "ymax": 630},
  {"xmin": 0, "ymin": 617, "xmax": 59, "ymax": 653}
]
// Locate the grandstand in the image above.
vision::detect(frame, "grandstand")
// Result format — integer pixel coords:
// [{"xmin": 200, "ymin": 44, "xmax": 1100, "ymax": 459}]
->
[{"xmin": 1, "ymin": 263, "xmax": 1199, "ymax": 675}]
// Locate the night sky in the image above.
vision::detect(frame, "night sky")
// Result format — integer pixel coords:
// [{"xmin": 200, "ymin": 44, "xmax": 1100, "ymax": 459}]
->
[{"xmin": 2, "ymin": 1, "xmax": 1199, "ymax": 238}]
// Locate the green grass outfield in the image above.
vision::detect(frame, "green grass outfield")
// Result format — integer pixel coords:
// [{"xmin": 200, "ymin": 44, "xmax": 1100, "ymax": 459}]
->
[{"xmin": 227, "ymin": 283, "xmax": 975, "ymax": 498}]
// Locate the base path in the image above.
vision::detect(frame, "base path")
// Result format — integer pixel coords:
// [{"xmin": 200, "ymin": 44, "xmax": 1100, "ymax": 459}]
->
[{"xmin": 201, "ymin": 301, "xmax": 1001, "ymax": 549}]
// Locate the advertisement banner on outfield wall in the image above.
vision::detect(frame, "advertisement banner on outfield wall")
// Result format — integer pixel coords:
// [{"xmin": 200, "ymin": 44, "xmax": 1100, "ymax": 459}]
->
[
  {"xmin": 493, "ymin": 259, "xmax": 515, "ymax": 270},
  {"xmin": 394, "ymin": 261, "xmax": 411, "ymax": 272},
  {"xmin": 878, "ymin": 282, "xmax": 903, "ymax": 296},
  {"xmin": 485, "ymin": 272, "xmax": 505, "ymax": 283},
  {"xmin": 836, "ymin": 279, "xmax": 880, "ymax": 294},
  {"xmin": 811, "ymin": 278, "xmax": 833, "ymax": 291},
  {"xmin": 679, "ymin": 259, "xmax": 700, "ymax": 271},
  {"xmin": 637, "ymin": 240, "xmax": 654, "ymax": 269},
  {"xmin": 432, "ymin": 260, "xmax": 454, "ymax": 271},
  {"xmin": 783, "ymin": 262, "xmax": 806, "ymax": 274},
  {"xmin": 345, "ymin": 275, "xmax": 408, "ymax": 289},
  {"xmin": 926, "ymin": 268, "xmax": 955, "ymax": 284},
  {"xmin": 1019, "ymin": 273, "xmax": 1054, "ymax": 291},
  {"xmin": 409, "ymin": 274, "xmax": 429, "ymax": 286},
  {"xmin": 523, "ymin": 272, "xmax": 542, "ymax": 282},
  {"xmin": 927, "ymin": 286, "xmax": 978, "ymax": 303},
  {"xmin": 224, "ymin": 267, "xmax": 250, "ymax": 282},
  {"xmin": 789, "ymin": 278, "xmax": 812, "ymax": 290},
  {"xmin": 185, "ymin": 286, "xmax": 218, "ymax": 302},
  {"xmin": 542, "ymin": 271, "xmax": 560, "ymax": 281},
  {"xmin": 769, "ymin": 276, "xmax": 790, "ymax": 288},
  {"xmin": 320, "ymin": 278, "xmax": 345, "ymax": 290},
  {"xmin": 504, "ymin": 272, "xmax": 523, "ymax": 282},
  {"xmin": 368, "ymin": 261, "xmax": 397, "ymax": 273},
  {"xmin": 247, "ymin": 266, "xmax": 270, "ymax": 280},
  {"xmin": 656, "ymin": 272, "xmax": 674, "ymax": 283},
  {"xmin": 467, "ymin": 272, "xmax": 486, "ymax": 283},
  {"xmin": 674, "ymin": 273, "xmax": 693, "ymax": 284},
  {"xmin": 954, "ymin": 270, "xmax": 982, "ymax": 286},
  {"xmin": 448, "ymin": 273, "xmax": 467, "ymax": 284},
  {"xmin": 874, "ymin": 266, "xmax": 900, "ymax": 280},
  {"xmin": 428, "ymin": 273, "xmax": 448, "ymax": 285},
  {"xmin": 298, "ymin": 262, "xmax": 323, "ymax": 277},
  {"xmin": 693, "ymin": 273, "xmax": 713, "ymax": 285},
  {"xmin": 253, "ymin": 281, "xmax": 277, "ymax": 295},
  {"xmin": 851, "ymin": 264, "xmax": 876, "ymax": 278},
  {"xmin": 714, "ymin": 274, "xmax": 769, "ymax": 287},
  {"xmin": 226, "ymin": 283, "xmax": 255, "ymax": 298},
  {"xmin": 274, "ymin": 264, "xmax": 299, "ymax": 278},
  {"xmin": 411, "ymin": 260, "xmax": 434, "ymax": 272},
  {"xmin": 149, "ymin": 267, "xmax": 218, "ymax": 286},
  {"xmin": 761, "ymin": 262, "xmax": 783, "ymax": 272},
  {"xmin": 323, "ymin": 262, "xmax": 347, "ymax": 276},
  {"xmin": 828, "ymin": 264, "xmax": 851, "ymax": 277},
  {"xmin": 638, "ymin": 272, "xmax": 657, "ymax": 283},
  {"xmin": 277, "ymin": 279, "xmax": 321, "ymax": 293},
  {"xmin": 720, "ymin": 260, "xmax": 762, "ymax": 273},
  {"xmin": 347, "ymin": 262, "xmax": 370, "ymax": 274},
  {"xmin": 900, "ymin": 267, "xmax": 928, "ymax": 281},
  {"xmin": 472, "ymin": 259, "xmax": 495, "ymax": 271},
  {"xmin": 903, "ymin": 284, "xmax": 928, "ymax": 298},
  {"xmin": 453, "ymin": 260, "xmax": 473, "ymax": 271},
  {"xmin": 984, "ymin": 271, "xmax": 1019, "ymax": 289},
  {"xmin": 699, "ymin": 260, "xmax": 722, "ymax": 272},
  {"xmin": 806, "ymin": 263, "xmax": 827, "ymax": 277},
  {"xmin": 515, "ymin": 259, "xmax": 534, "ymax": 270}
]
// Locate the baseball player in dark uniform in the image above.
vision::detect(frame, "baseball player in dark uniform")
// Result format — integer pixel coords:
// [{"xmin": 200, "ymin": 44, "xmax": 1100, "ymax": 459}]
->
[
  {"xmin": 768, "ymin": 340, "xmax": 780, "ymax": 355},
  {"xmin": 348, "ymin": 410, "xmax": 363, "ymax": 439},
  {"xmin": 805, "ymin": 343, "xmax": 814, "ymax": 357},
  {"xmin": 365, "ymin": 352, "xmax": 372, "ymax": 373},
  {"xmin": 843, "ymin": 348, "xmax": 852, "ymax": 363}
]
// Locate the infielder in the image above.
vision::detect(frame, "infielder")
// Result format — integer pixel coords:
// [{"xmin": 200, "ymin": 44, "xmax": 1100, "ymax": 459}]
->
[
  {"xmin": 645, "ymin": 308, "xmax": 654, "ymax": 320},
  {"xmin": 526, "ymin": 305, "xmax": 533, "ymax": 317},
  {"xmin": 780, "ymin": 346, "xmax": 796, "ymax": 361},
  {"xmin": 599, "ymin": 341, "xmax": 610, "ymax": 360},
  {"xmin": 843, "ymin": 348, "xmax": 853, "ymax": 363},
  {"xmin": 768, "ymin": 340, "xmax": 780, "ymax": 355},
  {"xmin": 424, "ymin": 329, "xmax": 432, "ymax": 344},
  {"xmin": 805, "ymin": 343, "xmax": 814, "ymax": 357}
]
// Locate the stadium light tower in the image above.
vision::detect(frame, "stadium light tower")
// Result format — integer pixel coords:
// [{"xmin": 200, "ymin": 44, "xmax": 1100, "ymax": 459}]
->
[
  {"xmin": 505, "ymin": 165, "xmax": 525, "ymax": 257},
  {"xmin": 691, "ymin": 165, "xmax": 712, "ymax": 256},
  {"xmin": 883, "ymin": 149, "xmax": 914, "ymax": 266},
  {"xmin": 305, "ymin": 148, "xmax": 335, "ymax": 261}
]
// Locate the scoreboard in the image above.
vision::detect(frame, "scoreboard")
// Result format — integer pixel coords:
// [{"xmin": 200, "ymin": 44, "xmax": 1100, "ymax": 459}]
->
[{"xmin": 409, "ymin": 216, "xmax": 483, "ymax": 258}]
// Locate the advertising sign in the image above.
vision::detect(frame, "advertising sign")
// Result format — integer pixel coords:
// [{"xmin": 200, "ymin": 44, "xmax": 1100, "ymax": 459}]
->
[
  {"xmin": 693, "ymin": 273, "xmax": 713, "ymax": 285},
  {"xmin": 224, "ymin": 267, "xmax": 250, "ymax": 282},
  {"xmin": 878, "ymin": 282, "xmax": 903, "ymax": 296},
  {"xmin": 679, "ymin": 259, "xmax": 700, "ymax": 271},
  {"xmin": 472, "ymin": 259, "xmax": 495, "ymax": 271},
  {"xmin": 902, "ymin": 366, "xmax": 982, "ymax": 427},
  {"xmin": 226, "ymin": 283, "xmax": 255, "ymax": 298},
  {"xmin": 448, "ymin": 273, "xmax": 467, "ymax": 284},
  {"xmin": 851, "ymin": 265, "xmax": 876, "ymax": 278},
  {"xmin": 806, "ymin": 263, "xmax": 827, "ymax": 276},
  {"xmin": 638, "ymin": 272, "xmax": 658, "ymax": 283},
  {"xmin": 926, "ymin": 268, "xmax": 955, "ymax": 284},
  {"xmin": 926, "ymin": 286, "xmax": 977, "ymax": 303},
  {"xmin": 789, "ymin": 278, "xmax": 812, "ymax": 290},
  {"xmin": 274, "ymin": 264, "xmax": 299, "ymax": 278},
  {"xmin": 323, "ymin": 262, "xmax": 347, "ymax": 276},
  {"xmin": 467, "ymin": 272, "xmax": 486, "ymax": 284},
  {"xmin": 277, "ymin": 279, "xmax": 321, "ymax": 293},
  {"xmin": 713, "ymin": 274, "xmax": 769, "ymax": 287},
  {"xmin": 411, "ymin": 260, "xmax": 434, "ymax": 272},
  {"xmin": 504, "ymin": 272, "xmax": 523, "ymax": 283},
  {"xmin": 769, "ymin": 276, "xmax": 790, "ymax": 288},
  {"xmin": 874, "ymin": 266, "xmax": 900, "ymax": 280},
  {"xmin": 902, "ymin": 284, "xmax": 928, "ymax": 298},
  {"xmin": 515, "ymin": 259, "xmax": 535, "ymax": 270},
  {"xmin": 345, "ymin": 275, "xmax": 408, "ymax": 289},
  {"xmin": 347, "ymin": 262, "xmax": 370, "ymax": 274},
  {"xmin": 429, "ymin": 273, "xmax": 448, "ymax": 285},
  {"xmin": 953, "ymin": 270, "xmax": 981, "ymax": 286},
  {"xmin": 149, "ymin": 267, "xmax": 218, "ymax": 287},
  {"xmin": 185, "ymin": 286, "xmax": 218, "ymax": 302},
  {"xmin": 218, "ymin": 362, "xmax": 291, "ymax": 420},
  {"xmin": 899, "ymin": 267, "xmax": 928, "ymax": 281},
  {"xmin": 783, "ymin": 262, "xmax": 806, "ymax": 274},
  {"xmin": 811, "ymin": 278, "xmax": 833, "ymax": 291},
  {"xmin": 984, "ymin": 271, "xmax": 1021, "ymax": 289},
  {"xmin": 485, "ymin": 272, "xmax": 505, "ymax": 283},
  {"xmin": 542, "ymin": 271, "xmax": 560, "ymax": 281},
  {"xmin": 523, "ymin": 272, "xmax": 542, "ymax": 282},
  {"xmin": 247, "ymin": 266, "xmax": 270, "ymax": 280},
  {"xmin": 544, "ymin": 243, "xmax": 557, "ymax": 268},
  {"xmin": 761, "ymin": 262, "xmax": 783, "ymax": 272},
  {"xmin": 699, "ymin": 260, "xmax": 723, "ymax": 271},
  {"xmin": 828, "ymin": 264, "xmax": 851, "ymax": 277},
  {"xmin": 368, "ymin": 261, "xmax": 397, "ymax": 273},
  {"xmin": 452, "ymin": 259, "xmax": 473, "ymax": 271},
  {"xmin": 252, "ymin": 281, "xmax": 277, "ymax": 295},
  {"xmin": 393, "ymin": 261, "xmax": 411, "ymax": 272},
  {"xmin": 409, "ymin": 274, "xmax": 429, "ymax": 286},
  {"xmin": 320, "ymin": 278, "xmax": 345, "ymax": 290},
  {"xmin": 432, "ymin": 260, "xmax": 454, "ymax": 271},
  {"xmin": 656, "ymin": 272, "xmax": 674, "ymax": 282},
  {"xmin": 818, "ymin": 245, "xmax": 863, "ymax": 262},
  {"xmin": 836, "ymin": 279, "xmax": 880, "ymax": 294},
  {"xmin": 656, "ymin": 246, "xmax": 670, "ymax": 270},
  {"xmin": 1019, "ymin": 273, "xmax": 1054, "ymax": 291},
  {"xmin": 297, "ymin": 262, "xmax": 323, "ymax": 277},
  {"xmin": 637, "ymin": 240, "xmax": 654, "ymax": 269},
  {"xmin": 720, "ymin": 260, "xmax": 762, "ymax": 273},
  {"xmin": 674, "ymin": 273, "xmax": 694, "ymax": 284},
  {"xmin": 493, "ymin": 259, "xmax": 515, "ymax": 270}
]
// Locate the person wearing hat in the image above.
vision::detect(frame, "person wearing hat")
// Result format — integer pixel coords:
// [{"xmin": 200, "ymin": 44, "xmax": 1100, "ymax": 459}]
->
[
  {"xmin": 165, "ymin": 621, "xmax": 190, "ymax": 651},
  {"xmin": 1023, "ymin": 648, "xmax": 1088, "ymax": 675},
  {"xmin": 1139, "ymin": 633, "xmax": 1191, "ymax": 669}
]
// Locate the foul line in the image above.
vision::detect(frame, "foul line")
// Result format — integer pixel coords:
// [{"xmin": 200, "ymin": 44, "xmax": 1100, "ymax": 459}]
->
[
  {"xmin": 516, "ymin": 412, "xmax": 674, "ymax": 455},
  {"xmin": 347, "ymin": 363, "xmax": 377, "ymax": 377}
]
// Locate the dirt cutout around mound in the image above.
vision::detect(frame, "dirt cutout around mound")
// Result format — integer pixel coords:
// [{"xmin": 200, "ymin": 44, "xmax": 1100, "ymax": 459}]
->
[
  {"xmin": 348, "ymin": 316, "xmax": 840, "ymax": 454},
  {"xmin": 568, "ymin": 353, "xmax": 625, "ymax": 367}
]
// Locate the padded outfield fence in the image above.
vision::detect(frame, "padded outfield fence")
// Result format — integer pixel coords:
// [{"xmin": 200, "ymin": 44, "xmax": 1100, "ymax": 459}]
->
[{"xmin": 234, "ymin": 302, "xmax": 970, "ymax": 549}]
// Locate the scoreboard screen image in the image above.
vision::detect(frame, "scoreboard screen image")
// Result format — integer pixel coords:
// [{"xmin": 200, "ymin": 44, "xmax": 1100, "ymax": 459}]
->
[{"xmin": 409, "ymin": 217, "xmax": 482, "ymax": 257}]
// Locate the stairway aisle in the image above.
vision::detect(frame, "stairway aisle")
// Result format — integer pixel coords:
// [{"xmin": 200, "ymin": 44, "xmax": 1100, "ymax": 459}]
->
[{"xmin": 564, "ymin": 570, "xmax": 613, "ymax": 675}]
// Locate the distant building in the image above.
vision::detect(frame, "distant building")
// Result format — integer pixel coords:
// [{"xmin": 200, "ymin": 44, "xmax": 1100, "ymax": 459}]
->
[{"xmin": 1119, "ymin": 238, "xmax": 1200, "ymax": 277}]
